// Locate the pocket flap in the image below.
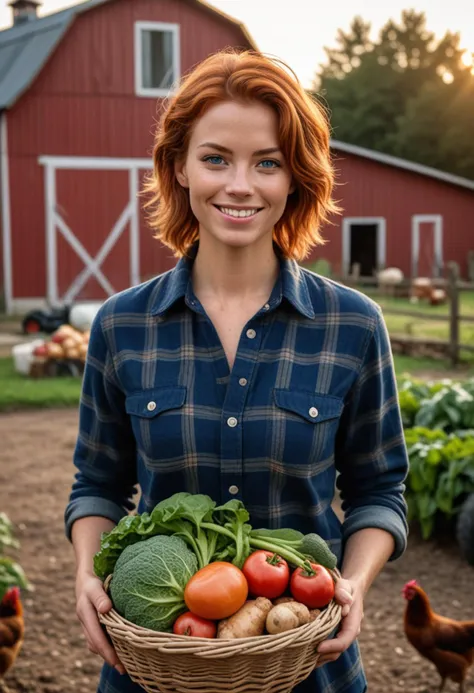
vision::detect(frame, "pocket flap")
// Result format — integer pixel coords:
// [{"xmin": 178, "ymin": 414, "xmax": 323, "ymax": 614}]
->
[
  {"xmin": 274, "ymin": 389, "xmax": 343, "ymax": 424},
  {"xmin": 125, "ymin": 386, "xmax": 186, "ymax": 418}
]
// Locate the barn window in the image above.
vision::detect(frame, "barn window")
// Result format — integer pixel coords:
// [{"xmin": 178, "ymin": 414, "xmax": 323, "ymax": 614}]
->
[{"xmin": 135, "ymin": 21, "xmax": 180, "ymax": 97}]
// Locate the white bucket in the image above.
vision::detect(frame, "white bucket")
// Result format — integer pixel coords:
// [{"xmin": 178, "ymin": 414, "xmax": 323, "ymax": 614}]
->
[{"xmin": 12, "ymin": 339, "xmax": 45, "ymax": 375}]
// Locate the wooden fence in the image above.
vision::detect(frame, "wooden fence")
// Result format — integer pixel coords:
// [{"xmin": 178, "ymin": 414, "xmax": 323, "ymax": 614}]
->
[{"xmin": 336, "ymin": 263, "xmax": 474, "ymax": 366}]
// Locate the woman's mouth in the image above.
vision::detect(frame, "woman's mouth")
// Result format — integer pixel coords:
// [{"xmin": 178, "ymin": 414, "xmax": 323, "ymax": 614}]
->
[{"xmin": 213, "ymin": 205, "xmax": 262, "ymax": 221}]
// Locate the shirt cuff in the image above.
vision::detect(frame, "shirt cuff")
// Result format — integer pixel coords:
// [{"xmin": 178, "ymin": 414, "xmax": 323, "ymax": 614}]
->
[
  {"xmin": 64, "ymin": 496, "xmax": 129, "ymax": 541},
  {"xmin": 341, "ymin": 505, "xmax": 408, "ymax": 561}
]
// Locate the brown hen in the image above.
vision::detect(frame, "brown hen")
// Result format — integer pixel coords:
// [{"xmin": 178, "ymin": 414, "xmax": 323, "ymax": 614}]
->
[
  {"xmin": 403, "ymin": 580, "xmax": 474, "ymax": 692},
  {"xmin": 0, "ymin": 587, "xmax": 24, "ymax": 692}
]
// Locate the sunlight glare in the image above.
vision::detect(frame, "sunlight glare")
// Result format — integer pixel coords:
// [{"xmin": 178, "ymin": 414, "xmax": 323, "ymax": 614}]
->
[{"xmin": 461, "ymin": 51, "xmax": 473, "ymax": 67}]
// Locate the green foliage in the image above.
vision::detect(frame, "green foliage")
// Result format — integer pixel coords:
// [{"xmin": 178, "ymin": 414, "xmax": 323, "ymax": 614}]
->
[
  {"xmin": 315, "ymin": 10, "xmax": 474, "ymax": 180},
  {"xmin": 399, "ymin": 376, "xmax": 474, "ymax": 539},
  {"xmin": 0, "ymin": 513, "xmax": 30, "ymax": 602},
  {"xmin": 399, "ymin": 377, "xmax": 474, "ymax": 430},
  {"xmin": 109, "ymin": 535, "xmax": 198, "ymax": 632},
  {"xmin": 304, "ymin": 259, "xmax": 333, "ymax": 277},
  {"xmin": 404, "ymin": 428, "xmax": 474, "ymax": 539},
  {"xmin": 94, "ymin": 492, "xmax": 337, "ymax": 580}
]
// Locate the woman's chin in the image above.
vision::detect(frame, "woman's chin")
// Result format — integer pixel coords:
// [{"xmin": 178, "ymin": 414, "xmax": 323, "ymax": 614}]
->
[{"xmin": 202, "ymin": 226, "xmax": 271, "ymax": 250}]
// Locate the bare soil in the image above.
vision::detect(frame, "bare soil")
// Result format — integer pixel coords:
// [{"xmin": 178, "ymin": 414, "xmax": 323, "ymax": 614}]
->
[{"xmin": 0, "ymin": 409, "xmax": 473, "ymax": 693}]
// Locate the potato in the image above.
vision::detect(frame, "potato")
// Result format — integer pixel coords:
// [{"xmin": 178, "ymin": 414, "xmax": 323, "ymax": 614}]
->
[
  {"xmin": 273, "ymin": 596, "xmax": 295, "ymax": 605},
  {"xmin": 46, "ymin": 342, "xmax": 64, "ymax": 359},
  {"xmin": 217, "ymin": 598, "xmax": 273, "ymax": 639},
  {"xmin": 78, "ymin": 343, "xmax": 88, "ymax": 359},
  {"xmin": 266, "ymin": 602, "xmax": 310, "ymax": 634},
  {"xmin": 61, "ymin": 337, "xmax": 77, "ymax": 351},
  {"xmin": 65, "ymin": 347, "xmax": 80, "ymax": 360}
]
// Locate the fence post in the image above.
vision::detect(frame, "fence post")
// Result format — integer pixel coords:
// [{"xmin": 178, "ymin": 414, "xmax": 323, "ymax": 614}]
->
[
  {"xmin": 448, "ymin": 262, "xmax": 459, "ymax": 367},
  {"xmin": 468, "ymin": 250, "xmax": 474, "ymax": 282}
]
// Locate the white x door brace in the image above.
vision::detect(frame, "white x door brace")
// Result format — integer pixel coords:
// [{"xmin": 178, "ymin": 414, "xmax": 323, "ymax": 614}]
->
[{"xmin": 39, "ymin": 156, "xmax": 153, "ymax": 304}]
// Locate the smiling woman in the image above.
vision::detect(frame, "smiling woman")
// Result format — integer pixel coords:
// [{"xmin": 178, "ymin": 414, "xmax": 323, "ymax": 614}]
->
[
  {"xmin": 144, "ymin": 49, "xmax": 339, "ymax": 261},
  {"xmin": 66, "ymin": 48, "xmax": 408, "ymax": 693}
]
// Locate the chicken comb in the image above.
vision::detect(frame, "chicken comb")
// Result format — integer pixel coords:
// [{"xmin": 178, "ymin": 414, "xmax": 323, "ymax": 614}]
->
[
  {"xmin": 1, "ymin": 586, "xmax": 20, "ymax": 604},
  {"xmin": 404, "ymin": 579, "xmax": 418, "ymax": 588}
]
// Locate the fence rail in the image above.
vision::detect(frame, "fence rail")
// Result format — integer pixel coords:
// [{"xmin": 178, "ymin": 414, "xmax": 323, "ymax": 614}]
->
[{"xmin": 335, "ymin": 263, "xmax": 474, "ymax": 366}]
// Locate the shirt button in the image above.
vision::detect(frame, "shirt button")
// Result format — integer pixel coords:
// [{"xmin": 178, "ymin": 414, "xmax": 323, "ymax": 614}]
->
[
  {"xmin": 228, "ymin": 485, "xmax": 239, "ymax": 495},
  {"xmin": 239, "ymin": 378, "xmax": 248, "ymax": 387},
  {"xmin": 147, "ymin": 401, "xmax": 157, "ymax": 412},
  {"xmin": 309, "ymin": 407, "xmax": 319, "ymax": 418},
  {"xmin": 227, "ymin": 416, "xmax": 238, "ymax": 428},
  {"xmin": 263, "ymin": 303, "xmax": 270, "ymax": 311},
  {"xmin": 246, "ymin": 328, "xmax": 256, "ymax": 339}
]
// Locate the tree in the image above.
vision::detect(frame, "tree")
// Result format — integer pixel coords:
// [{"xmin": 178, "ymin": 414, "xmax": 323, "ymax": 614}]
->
[{"xmin": 314, "ymin": 10, "xmax": 474, "ymax": 179}]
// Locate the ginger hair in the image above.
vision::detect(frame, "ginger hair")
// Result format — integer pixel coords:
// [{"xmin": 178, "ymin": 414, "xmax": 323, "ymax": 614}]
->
[{"xmin": 143, "ymin": 49, "xmax": 339, "ymax": 260}]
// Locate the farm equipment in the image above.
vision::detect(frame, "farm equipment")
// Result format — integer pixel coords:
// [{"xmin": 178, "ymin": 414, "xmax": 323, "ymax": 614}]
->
[{"xmin": 21, "ymin": 302, "xmax": 102, "ymax": 335}]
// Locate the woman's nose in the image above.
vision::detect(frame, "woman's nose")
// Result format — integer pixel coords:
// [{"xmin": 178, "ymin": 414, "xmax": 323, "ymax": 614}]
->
[{"xmin": 225, "ymin": 167, "xmax": 254, "ymax": 197}]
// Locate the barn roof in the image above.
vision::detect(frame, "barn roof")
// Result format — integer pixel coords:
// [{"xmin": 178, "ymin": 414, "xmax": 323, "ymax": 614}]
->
[
  {"xmin": 0, "ymin": 0, "xmax": 257, "ymax": 110},
  {"xmin": 331, "ymin": 139, "xmax": 474, "ymax": 192}
]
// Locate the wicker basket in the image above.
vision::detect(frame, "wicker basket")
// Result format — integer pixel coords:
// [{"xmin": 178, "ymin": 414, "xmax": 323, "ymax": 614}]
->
[{"xmin": 99, "ymin": 572, "xmax": 342, "ymax": 693}]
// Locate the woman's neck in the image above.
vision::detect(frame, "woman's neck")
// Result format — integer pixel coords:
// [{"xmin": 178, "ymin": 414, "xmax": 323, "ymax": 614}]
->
[{"xmin": 191, "ymin": 235, "xmax": 279, "ymax": 307}]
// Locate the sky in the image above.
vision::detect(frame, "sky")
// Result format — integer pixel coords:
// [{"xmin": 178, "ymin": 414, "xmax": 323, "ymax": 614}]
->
[{"xmin": 1, "ymin": 0, "xmax": 474, "ymax": 88}]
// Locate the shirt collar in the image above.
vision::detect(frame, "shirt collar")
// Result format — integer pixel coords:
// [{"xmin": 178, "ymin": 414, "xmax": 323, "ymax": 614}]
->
[{"xmin": 151, "ymin": 243, "xmax": 315, "ymax": 320}]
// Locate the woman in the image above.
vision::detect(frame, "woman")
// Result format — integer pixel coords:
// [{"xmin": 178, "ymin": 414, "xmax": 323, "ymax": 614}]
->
[{"xmin": 66, "ymin": 49, "xmax": 408, "ymax": 693}]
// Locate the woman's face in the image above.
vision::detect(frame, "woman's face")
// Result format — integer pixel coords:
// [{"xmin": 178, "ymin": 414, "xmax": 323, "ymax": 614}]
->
[{"xmin": 175, "ymin": 100, "xmax": 295, "ymax": 252}]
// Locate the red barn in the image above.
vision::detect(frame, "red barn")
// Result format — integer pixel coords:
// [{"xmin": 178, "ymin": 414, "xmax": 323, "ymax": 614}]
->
[
  {"xmin": 0, "ymin": 0, "xmax": 255, "ymax": 314},
  {"xmin": 1, "ymin": 1, "xmax": 473, "ymax": 315},
  {"xmin": 315, "ymin": 141, "xmax": 474, "ymax": 281}
]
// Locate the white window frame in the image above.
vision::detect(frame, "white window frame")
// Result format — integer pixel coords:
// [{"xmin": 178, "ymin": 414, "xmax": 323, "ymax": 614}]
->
[
  {"xmin": 134, "ymin": 21, "xmax": 180, "ymax": 98},
  {"xmin": 342, "ymin": 217, "xmax": 387, "ymax": 276}
]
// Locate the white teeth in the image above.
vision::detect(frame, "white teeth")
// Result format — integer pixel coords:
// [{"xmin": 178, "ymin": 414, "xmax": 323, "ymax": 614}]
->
[{"xmin": 219, "ymin": 207, "xmax": 259, "ymax": 218}]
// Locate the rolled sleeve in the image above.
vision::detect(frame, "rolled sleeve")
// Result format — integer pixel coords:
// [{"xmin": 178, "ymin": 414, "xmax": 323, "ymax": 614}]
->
[
  {"xmin": 335, "ymin": 308, "xmax": 409, "ymax": 560},
  {"xmin": 64, "ymin": 303, "xmax": 137, "ymax": 541}
]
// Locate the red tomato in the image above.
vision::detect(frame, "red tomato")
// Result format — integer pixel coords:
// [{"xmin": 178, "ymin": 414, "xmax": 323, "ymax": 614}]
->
[
  {"xmin": 184, "ymin": 562, "xmax": 248, "ymax": 620},
  {"xmin": 290, "ymin": 563, "xmax": 335, "ymax": 608},
  {"xmin": 173, "ymin": 612, "xmax": 217, "ymax": 638},
  {"xmin": 242, "ymin": 550, "xmax": 290, "ymax": 599}
]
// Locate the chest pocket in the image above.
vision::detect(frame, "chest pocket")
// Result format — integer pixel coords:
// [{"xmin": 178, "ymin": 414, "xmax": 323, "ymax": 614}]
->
[
  {"xmin": 125, "ymin": 387, "xmax": 187, "ymax": 464},
  {"xmin": 272, "ymin": 389, "xmax": 344, "ymax": 470}
]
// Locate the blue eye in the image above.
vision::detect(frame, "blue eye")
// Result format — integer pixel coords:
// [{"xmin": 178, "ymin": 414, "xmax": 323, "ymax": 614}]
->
[
  {"xmin": 203, "ymin": 155, "xmax": 225, "ymax": 165},
  {"xmin": 258, "ymin": 160, "xmax": 280, "ymax": 168}
]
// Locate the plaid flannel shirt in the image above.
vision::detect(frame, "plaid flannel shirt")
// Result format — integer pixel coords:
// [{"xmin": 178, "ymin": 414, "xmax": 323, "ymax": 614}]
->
[{"xmin": 65, "ymin": 245, "xmax": 408, "ymax": 693}]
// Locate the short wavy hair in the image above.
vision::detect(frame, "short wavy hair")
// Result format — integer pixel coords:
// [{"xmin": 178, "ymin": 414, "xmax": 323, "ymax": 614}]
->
[{"xmin": 143, "ymin": 49, "xmax": 339, "ymax": 260}]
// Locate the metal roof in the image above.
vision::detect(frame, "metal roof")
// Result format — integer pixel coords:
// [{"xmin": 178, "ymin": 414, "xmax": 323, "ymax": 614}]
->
[
  {"xmin": 0, "ymin": 8, "xmax": 73, "ymax": 108},
  {"xmin": 331, "ymin": 139, "xmax": 474, "ymax": 192},
  {"xmin": 0, "ymin": 0, "xmax": 257, "ymax": 110}
]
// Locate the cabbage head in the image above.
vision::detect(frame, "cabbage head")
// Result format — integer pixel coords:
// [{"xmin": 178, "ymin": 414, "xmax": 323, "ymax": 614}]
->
[{"xmin": 109, "ymin": 534, "xmax": 198, "ymax": 631}]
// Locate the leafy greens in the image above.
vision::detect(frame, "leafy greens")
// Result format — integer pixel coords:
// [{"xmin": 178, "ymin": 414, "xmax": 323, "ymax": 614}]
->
[{"xmin": 94, "ymin": 492, "xmax": 337, "ymax": 579}]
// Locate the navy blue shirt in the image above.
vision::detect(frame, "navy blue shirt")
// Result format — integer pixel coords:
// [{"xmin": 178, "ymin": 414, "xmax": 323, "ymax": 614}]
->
[{"xmin": 66, "ymin": 246, "xmax": 408, "ymax": 693}]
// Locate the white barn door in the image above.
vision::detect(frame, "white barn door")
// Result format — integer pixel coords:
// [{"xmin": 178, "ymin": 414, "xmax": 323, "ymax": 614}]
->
[{"xmin": 39, "ymin": 156, "xmax": 152, "ymax": 304}]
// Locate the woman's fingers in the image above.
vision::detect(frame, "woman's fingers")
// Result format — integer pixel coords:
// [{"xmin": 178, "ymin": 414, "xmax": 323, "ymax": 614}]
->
[
  {"xmin": 78, "ymin": 597, "xmax": 125, "ymax": 671},
  {"xmin": 76, "ymin": 581, "xmax": 126, "ymax": 675},
  {"xmin": 317, "ymin": 580, "xmax": 363, "ymax": 657}
]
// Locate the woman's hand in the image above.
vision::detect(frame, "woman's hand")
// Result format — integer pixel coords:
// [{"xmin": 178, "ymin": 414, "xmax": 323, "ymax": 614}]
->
[
  {"xmin": 316, "ymin": 577, "xmax": 363, "ymax": 666},
  {"xmin": 75, "ymin": 570, "xmax": 126, "ymax": 675}
]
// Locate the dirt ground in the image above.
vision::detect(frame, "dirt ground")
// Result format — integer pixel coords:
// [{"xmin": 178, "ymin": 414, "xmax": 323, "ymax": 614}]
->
[{"xmin": 0, "ymin": 409, "xmax": 473, "ymax": 693}]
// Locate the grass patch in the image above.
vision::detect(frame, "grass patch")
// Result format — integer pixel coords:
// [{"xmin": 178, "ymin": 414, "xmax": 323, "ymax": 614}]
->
[
  {"xmin": 0, "ymin": 357, "xmax": 82, "ymax": 412},
  {"xmin": 393, "ymin": 354, "xmax": 473, "ymax": 380},
  {"xmin": 365, "ymin": 290, "xmax": 474, "ymax": 351}
]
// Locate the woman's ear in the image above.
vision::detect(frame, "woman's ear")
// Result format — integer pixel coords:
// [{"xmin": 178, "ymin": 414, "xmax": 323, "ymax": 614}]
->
[
  {"xmin": 175, "ymin": 159, "xmax": 189, "ymax": 188},
  {"xmin": 288, "ymin": 180, "xmax": 296, "ymax": 195}
]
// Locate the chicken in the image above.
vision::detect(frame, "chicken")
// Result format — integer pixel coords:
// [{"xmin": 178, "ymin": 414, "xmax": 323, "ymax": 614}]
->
[
  {"xmin": 402, "ymin": 579, "xmax": 474, "ymax": 692},
  {"xmin": 0, "ymin": 587, "xmax": 24, "ymax": 691}
]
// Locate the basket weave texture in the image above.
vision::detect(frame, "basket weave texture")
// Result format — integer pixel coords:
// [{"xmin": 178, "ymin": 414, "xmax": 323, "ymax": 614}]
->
[{"xmin": 99, "ymin": 572, "xmax": 342, "ymax": 693}]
